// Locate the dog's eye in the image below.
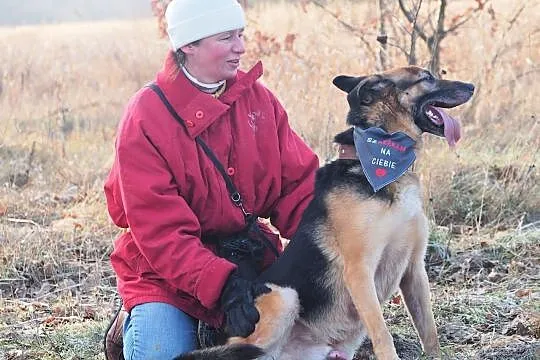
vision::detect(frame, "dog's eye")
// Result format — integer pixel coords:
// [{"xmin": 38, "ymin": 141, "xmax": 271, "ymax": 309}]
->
[
  {"xmin": 424, "ymin": 73, "xmax": 436, "ymax": 82},
  {"xmin": 361, "ymin": 94, "xmax": 373, "ymax": 105}
]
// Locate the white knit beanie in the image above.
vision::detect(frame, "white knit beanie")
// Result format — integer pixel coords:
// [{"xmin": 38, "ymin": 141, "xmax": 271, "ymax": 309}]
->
[{"xmin": 165, "ymin": 0, "xmax": 246, "ymax": 50}]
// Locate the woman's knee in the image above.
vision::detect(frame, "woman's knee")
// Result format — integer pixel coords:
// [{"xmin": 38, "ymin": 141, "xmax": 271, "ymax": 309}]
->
[{"xmin": 123, "ymin": 302, "xmax": 198, "ymax": 360}]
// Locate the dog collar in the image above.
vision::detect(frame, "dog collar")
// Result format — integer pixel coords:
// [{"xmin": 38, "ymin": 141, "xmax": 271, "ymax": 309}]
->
[
  {"xmin": 337, "ymin": 144, "xmax": 358, "ymax": 160},
  {"xmin": 353, "ymin": 127, "xmax": 417, "ymax": 192}
]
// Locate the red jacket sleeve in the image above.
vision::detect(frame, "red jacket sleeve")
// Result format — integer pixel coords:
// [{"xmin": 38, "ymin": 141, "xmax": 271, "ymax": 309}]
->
[
  {"xmin": 269, "ymin": 96, "xmax": 319, "ymax": 239},
  {"xmin": 115, "ymin": 111, "xmax": 236, "ymax": 310}
]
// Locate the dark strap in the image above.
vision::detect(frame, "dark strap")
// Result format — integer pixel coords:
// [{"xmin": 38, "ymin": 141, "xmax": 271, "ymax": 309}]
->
[
  {"xmin": 146, "ymin": 82, "xmax": 279, "ymax": 257},
  {"xmin": 246, "ymin": 215, "xmax": 280, "ymax": 258},
  {"xmin": 146, "ymin": 83, "xmax": 244, "ymax": 210}
]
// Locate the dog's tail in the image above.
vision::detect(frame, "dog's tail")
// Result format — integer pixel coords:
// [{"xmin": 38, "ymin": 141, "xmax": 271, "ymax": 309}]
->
[{"xmin": 174, "ymin": 343, "xmax": 264, "ymax": 360}]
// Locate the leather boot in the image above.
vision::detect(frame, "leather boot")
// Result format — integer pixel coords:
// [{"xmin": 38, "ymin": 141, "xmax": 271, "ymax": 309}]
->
[{"xmin": 104, "ymin": 305, "xmax": 127, "ymax": 360}]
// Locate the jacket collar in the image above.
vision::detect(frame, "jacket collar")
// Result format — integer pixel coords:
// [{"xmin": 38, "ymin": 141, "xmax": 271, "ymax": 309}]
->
[{"xmin": 156, "ymin": 51, "xmax": 264, "ymax": 139}]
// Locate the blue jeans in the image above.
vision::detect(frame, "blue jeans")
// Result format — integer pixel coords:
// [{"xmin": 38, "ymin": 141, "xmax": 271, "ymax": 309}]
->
[{"xmin": 123, "ymin": 302, "xmax": 198, "ymax": 360}]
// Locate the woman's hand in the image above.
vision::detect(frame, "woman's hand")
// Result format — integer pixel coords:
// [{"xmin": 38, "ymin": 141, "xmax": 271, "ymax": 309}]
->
[{"xmin": 220, "ymin": 270, "xmax": 271, "ymax": 337}]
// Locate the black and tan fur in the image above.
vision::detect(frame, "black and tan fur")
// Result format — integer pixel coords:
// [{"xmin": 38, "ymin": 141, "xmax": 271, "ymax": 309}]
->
[{"xmin": 176, "ymin": 67, "xmax": 474, "ymax": 360}]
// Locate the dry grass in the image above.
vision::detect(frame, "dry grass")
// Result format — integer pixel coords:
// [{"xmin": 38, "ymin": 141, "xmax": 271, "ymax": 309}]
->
[{"xmin": 0, "ymin": 0, "xmax": 539, "ymax": 358}]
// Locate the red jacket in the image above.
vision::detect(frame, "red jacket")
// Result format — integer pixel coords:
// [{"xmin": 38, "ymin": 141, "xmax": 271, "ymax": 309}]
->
[{"xmin": 104, "ymin": 52, "xmax": 318, "ymax": 327}]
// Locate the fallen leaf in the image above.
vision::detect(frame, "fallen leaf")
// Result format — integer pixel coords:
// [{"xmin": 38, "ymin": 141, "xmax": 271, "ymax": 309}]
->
[
  {"xmin": 515, "ymin": 288, "xmax": 532, "ymax": 298},
  {"xmin": 0, "ymin": 203, "xmax": 7, "ymax": 216}
]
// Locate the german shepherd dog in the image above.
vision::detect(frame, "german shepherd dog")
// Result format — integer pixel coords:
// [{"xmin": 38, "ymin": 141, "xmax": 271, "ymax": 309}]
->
[{"xmin": 176, "ymin": 67, "xmax": 474, "ymax": 360}]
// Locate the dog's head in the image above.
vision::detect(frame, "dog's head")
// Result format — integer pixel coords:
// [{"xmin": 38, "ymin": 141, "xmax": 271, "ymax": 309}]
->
[{"xmin": 333, "ymin": 66, "xmax": 474, "ymax": 146}]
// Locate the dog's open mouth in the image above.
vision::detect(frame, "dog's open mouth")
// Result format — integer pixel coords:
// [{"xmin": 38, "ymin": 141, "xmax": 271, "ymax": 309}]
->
[
  {"xmin": 417, "ymin": 81, "xmax": 474, "ymax": 146},
  {"xmin": 424, "ymin": 105, "xmax": 461, "ymax": 147}
]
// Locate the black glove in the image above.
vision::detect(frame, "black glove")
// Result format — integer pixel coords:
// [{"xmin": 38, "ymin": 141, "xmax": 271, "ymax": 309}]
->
[{"xmin": 220, "ymin": 270, "xmax": 271, "ymax": 338}]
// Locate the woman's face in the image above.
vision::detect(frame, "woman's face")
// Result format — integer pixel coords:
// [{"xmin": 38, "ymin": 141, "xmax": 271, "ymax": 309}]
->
[{"xmin": 181, "ymin": 29, "xmax": 245, "ymax": 83}]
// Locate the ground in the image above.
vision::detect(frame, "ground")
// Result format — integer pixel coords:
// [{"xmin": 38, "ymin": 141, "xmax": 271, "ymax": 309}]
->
[
  {"xmin": 0, "ymin": 211, "xmax": 538, "ymax": 359},
  {"xmin": 355, "ymin": 227, "xmax": 540, "ymax": 359}
]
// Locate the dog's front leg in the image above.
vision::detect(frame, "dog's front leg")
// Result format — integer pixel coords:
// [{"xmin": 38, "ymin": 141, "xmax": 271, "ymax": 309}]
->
[
  {"xmin": 344, "ymin": 264, "xmax": 399, "ymax": 360},
  {"xmin": 400, "ymin": 259, "xmax": 440, "ymax": 357}
]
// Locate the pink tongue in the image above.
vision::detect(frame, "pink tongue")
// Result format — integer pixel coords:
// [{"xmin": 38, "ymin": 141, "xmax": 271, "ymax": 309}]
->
[
  {"xmin": 327, "ymin": 350, "xmax": 348, "ymax": 360},
  {"xmin": 430, "ymin": 106, "xmax": 461, "ymax": 147}
]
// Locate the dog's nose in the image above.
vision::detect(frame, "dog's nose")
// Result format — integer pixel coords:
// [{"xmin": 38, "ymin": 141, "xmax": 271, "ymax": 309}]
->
[{"xmin": 465, "ymin": 83, "xmax": 475, "ymax": 93}]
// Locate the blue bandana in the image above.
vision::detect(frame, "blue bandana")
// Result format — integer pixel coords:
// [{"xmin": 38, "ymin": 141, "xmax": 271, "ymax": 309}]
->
[{"xmin": 353, "ymin": 127, "xmax": 416, "ymax": 192}]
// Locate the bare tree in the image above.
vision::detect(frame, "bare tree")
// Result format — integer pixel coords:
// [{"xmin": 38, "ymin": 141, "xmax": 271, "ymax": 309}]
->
[
  {"xmin": 398, "ymin": 0, "xmax": 490, "ymax": 75},
  {"xmin": 150, "ymin": 0, "xmax": 491, "ymax": 77},
  {"xmin": 377, "ymin": 0, "xmax": 391, "ymax": 71},
  {"xmin": 306, "ymin": 0, "xmax": 488, "ymax": 75},
  {"xmin": 310, "ymin": 0, "xmax": 378, "ymax": 62}
]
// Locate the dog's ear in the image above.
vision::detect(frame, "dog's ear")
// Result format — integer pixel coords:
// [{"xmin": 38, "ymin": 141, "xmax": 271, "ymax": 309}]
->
[
  {"xmin": 332, "ymin": 75, "xmax": 367, "ymax": 93},
  {"xmin": 355, "ymin": 78, "xmax": 395, "ymax": 105},
  {"xmin": 333, "ymin": 127, "xmax": 354, "ymax": 145}
]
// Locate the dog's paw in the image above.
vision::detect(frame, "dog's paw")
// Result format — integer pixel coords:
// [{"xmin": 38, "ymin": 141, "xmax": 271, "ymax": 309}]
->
[{"xmin": 326, "ymin": 349, "xmax": 348, "ymax": 360}]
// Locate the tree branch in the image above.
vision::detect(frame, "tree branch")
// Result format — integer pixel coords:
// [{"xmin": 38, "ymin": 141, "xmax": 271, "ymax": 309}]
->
[
  {"xmin": 378, "ymin": 0, "xmax": 391, "ymax": 70},
  {"xmin": 445, "ymin": 0, "xmax": 492, "ymax": 34},
  {"xmin": 310, "ymin": 0, "xmax": 377, "ymax": 60},
  {"xmin": 490, "ymin": 3, "xmax": 526, "ymax": 67},
  {"xmin": 398, "ymin": 0, "xmax": 429, "ymax": 42},
  {"xmin": 408, "ymin": 0, "xmax": 423, "ymax": 65},
  {"xmin": 428, "ymin": 0, "xmax": 447, "ymax": 74},
  {"xmin": 386, "ymin": 41, "xmax": 412, "ymax": 58},
  {"xmin": 435, "ymin": 0, "xmax": 446, "ymax": 39}
]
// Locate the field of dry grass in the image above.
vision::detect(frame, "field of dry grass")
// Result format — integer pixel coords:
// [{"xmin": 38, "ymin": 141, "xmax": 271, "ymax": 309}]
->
[{"xmin": 0, "ymin": 0, "xmax": 538, "ymax": 359}]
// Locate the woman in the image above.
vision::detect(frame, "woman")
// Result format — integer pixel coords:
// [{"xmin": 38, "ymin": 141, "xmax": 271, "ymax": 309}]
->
[{"xmin": 104, "ymin": 0, "xmax": 319, "ymax": 359}]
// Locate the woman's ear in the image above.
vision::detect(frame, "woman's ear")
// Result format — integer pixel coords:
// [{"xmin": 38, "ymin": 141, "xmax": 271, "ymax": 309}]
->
[{"xmin": 180, "ymin": 44, "xmax": 195, "ymax": 55}]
